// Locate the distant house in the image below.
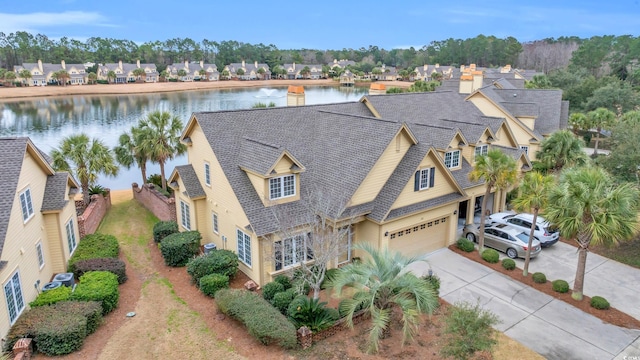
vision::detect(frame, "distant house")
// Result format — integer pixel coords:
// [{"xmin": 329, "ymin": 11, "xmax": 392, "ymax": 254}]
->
[
  {"xmin": 328, "ymin": 59, "xmax": 356, "ymax": 69},
  {"xmin": 97, "ymin": 60, "xmax": 158, "ymax": 83},
  {"xmin": 413, "ymin": 64, "xmax": 455, "ymax": 82},
  {"xmin": 166, "ymin": 60, "xmax": 219, "ymax": 81},
  {"xmin": 340, "ymin": 70, "xmax": 355, "ymax": 86},
  {"xmin": 223, "ymin": 61, "xmax": 271, "ymax": 80},
  {"xmin": 283, "ymin": 63, "xmax": 324, "ymax": 79},
  {"xmin": 0, "ymin": 137, "xmax": 80, "ymax": 340},
  {"xmin": 14, "ymin": 60, "xmax": 86, "ymax": 86},
  {"xmin": 167, "ymin": 84, "xmax": 568, "ymax": 286},
  {"xmin": 371, "ymin": 64, "xmax": 399, "ymax": 81}
]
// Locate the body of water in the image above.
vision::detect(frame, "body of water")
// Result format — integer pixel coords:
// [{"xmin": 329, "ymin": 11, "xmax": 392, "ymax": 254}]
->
[{"xmin": 0, "ymin": 86, "xmax": 369, "ymax": 189}]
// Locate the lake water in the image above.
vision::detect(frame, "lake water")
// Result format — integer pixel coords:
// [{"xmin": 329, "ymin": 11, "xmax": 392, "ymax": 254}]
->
[{"xmin": 0, "ymin": 86, "xmax": 369, "ymax": 189}]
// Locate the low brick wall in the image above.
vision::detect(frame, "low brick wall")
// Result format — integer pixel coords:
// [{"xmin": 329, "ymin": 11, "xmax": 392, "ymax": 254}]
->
[
  {"xmin": 297, "ymin": 309, "xmax": 370, "ymax": 349},
  {"xmin": 77, "ymin": 191, "xmax": 112, "ymax": 238},
  {"xmin": 132, "ymin": 183, "xmax": 176, "ymax": 222}
]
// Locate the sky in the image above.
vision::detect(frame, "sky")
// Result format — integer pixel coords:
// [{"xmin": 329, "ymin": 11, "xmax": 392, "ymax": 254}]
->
[{"xmin": 1, "ymin": 0, "xmax": 640, "ymax": 50}]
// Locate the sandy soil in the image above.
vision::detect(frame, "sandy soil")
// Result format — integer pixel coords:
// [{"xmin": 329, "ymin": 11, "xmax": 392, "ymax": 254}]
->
[{"xmin": 0, "ymin": 80, "xmax": 410, "ymax": 101}]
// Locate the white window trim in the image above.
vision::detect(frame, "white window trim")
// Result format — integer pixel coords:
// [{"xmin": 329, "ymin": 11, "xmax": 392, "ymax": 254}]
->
[
  {"xmin": 236, "ymin": 229, "xmax": 252, "ymax": 267},
  {"xmin": 4, "ymin": 271, "xmax": 25, "ymax": 325},
  {"xmin": 204, "ymin": 162, "xmax": 211, "ymax": 187},
  {"xmin": 180, "ymin": 200, "xmax": 191, "ymax": 230},
  {"xmin": 36, "ymin": 242, "xmax": 45, "ymax": 269},
  {"xmin": 274, "ymin": 233, "xmax": 313, "ymax": 271},
  {"xmin": 418, "ymin": 168, "xmax": 431, "ymax": 190},
  {"xmin": 269, "ymin": 174, "xmax": 296, "ymax": 200},
  {"xmin": 66, "ymin": 219, "xmax": 78, "ymax": 254},
  {"xmin": 212, "ymin": 212, "xmax": 219, "ymax": 234},
  {"xmin": 519, "ymin": 145, "xmax": 529, "ymax": 155},
  {"xmin": 474, "ymin": 144, "xmax": 488, "ymax": 161},
  {"xmin": 19, "ymin": 188, "xmax": 35, "ymax": 223},
  {"xmin": 444, "ymin": 150, "xmax": 461, "ymax": 168}
]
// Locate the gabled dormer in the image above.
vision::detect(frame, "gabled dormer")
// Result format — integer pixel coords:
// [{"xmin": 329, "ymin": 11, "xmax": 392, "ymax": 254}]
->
[
  {"xmin": 238, "ymin": 137, "xmax": 306, "ymax": 206},
  {"xmin": 438, "ymin": 130, "xmax": 467, "ymax": 171},
  {"xmin": 470, "ymin": 127, "xmax": 495, "ymax": 163}
]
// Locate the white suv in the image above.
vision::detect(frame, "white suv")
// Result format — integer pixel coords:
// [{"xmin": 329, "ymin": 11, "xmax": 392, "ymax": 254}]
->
[{"xmin": 488, "ymin": 212, "xmax": 559, "ymax": 248}]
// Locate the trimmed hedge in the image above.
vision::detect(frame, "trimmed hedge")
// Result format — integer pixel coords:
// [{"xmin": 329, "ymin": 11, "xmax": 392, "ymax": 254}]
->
[
  {"xmin": 186, "ymin": 250, "xmax": 238, "ymax": 284},
  {"xmin": 552, "ymin": 279, "xmax": 570, "ymax": 293},
  {"xmin": 481, "ymin": 249, "xmax": 500, "ymax": 263},
  {"xmin": 216, "ymin": 289, "xmax": 297, "ymax": 348},
  {"xmin": 262, "ymin": 282, "xmax": 285, "ymax": 301},
  {"xmin": 590, "ymin": 296, "xmax": 610, "ymax": 310},
  {"xmin": 68, "ymin": 233, "xmax": 120, "ymax": 273},
  {"xmin": 30, "ymin": 286, "xmax": 71, "ymax": 307},
  {"xmin": 273, "ymin": 274, "xmax": 293, "ymax": 290},
  {"xmin": 199, "ymin": 273, "xmax": 229, "ymax": 297},
  {"xmin": 70, "ymin": 271, "xmax": 119, "ymax": 315},
  {"xmin": 501, "ymin": 258, "xmax": 516, "ymax": 270},
  {"xmin": 3, "ymin": 301, "xmax": 102, "ymax": 354},
  {"xmin": 457, "ymin": 237, "xmax": 475, "ymax": 252},
  {"xmin": 74, "ymin": 258, "xmax": 127, "ymax": 284},
  {"xmin": 271, "ymin": 288, "xmax": 296, "ymax": 314},
  {"xmin": 160, "ymin": 231, "xmax": 201, "ymax": 267},
  {"xmin": 532, "ymin": 272, "xmax": 547, "ymax": 284},
  {"xmin": 153, "ymin": 221, "xmax": 179, "ymax": 243}
]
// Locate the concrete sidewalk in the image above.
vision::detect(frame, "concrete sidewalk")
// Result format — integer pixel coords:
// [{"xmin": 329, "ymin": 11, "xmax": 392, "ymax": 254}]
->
[{"xmin": 407, "ymin": 249, "xmax": 640, "ymax": 360}]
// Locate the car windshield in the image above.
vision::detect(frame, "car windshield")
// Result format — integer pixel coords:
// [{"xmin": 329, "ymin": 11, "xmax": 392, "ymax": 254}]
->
[{"xmin": 515, "ymin": 233, "xmax": 530, "ymax": 243}]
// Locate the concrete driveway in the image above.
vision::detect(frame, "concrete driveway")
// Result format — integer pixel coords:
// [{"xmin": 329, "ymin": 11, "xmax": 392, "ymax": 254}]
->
[{"xmin": 407, "ymin": 249, "xmax": 640, "ymax": 360}]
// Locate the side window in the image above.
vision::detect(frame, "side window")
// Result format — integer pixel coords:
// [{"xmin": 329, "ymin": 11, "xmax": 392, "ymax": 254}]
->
[
  {"xmin": 507, "ymin": 218, "xmax": 518, "ymax": 226},
  {"xmin": 485, "ymin": 229, "xmax": 496, "ymax": 236},
  {"xmin": 522, "ymin": 221, "xmax": 532, "ymax": 228}
]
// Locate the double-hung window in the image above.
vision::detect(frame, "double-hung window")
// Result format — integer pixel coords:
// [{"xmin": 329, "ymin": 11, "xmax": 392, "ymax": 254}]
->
[
  {"xmin": 212, "ymin": 212, "xmax": 219, "ymax": 234},
  {"xmin": 269, "ymin": 175, "xmax": 296, "ymax": 200},
  {"xmin": 236, "ymin": 229, "xmax": 251, "ymax": 266},
  {"xmin": 19, "ymin": 188, "xmax": 34, "ymax": 222},
  {"xmin": 414, "ymin": 167, "xmax": 436, "ymax": 191},
  {"xmin": 444, "ymin": 150, "xmax": 460, "ymax": 168},
  {"xmin": 36, "ymin": 242, "xmax": 45, "ymax": 269},
  {"xmin": 204, "ymin": 162, "xmax": 211, "ymax": 186},
  {"xmin": 274, "ymin": 233, "xmax": 313, "ymax": 271},
  {"xmin": 4, "ymin": 272, "xmax": 24, "ymax": 324},
  {"xmin": 180, "ymin": 201, "xmax": 191, "ymax": 230},
  {"xmin": 66, "ymin": 220, "xmax": 77, "ymax": 254},
  {"xmin": 474, "ymin": 145, "xmax": 488, "ymax": 161},
  {"xmin": 519, "ymin": 145, "xmax": 529, "ymax": 155}
]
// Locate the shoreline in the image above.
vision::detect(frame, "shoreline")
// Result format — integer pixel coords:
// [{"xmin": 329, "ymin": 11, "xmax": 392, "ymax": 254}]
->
[{"xmin": 0, "ymin": 79, "xmax": 411, "ymax": 101}]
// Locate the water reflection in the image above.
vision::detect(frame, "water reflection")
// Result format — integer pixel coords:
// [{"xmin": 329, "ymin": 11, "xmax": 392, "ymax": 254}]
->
[{"xmin": 0, "ymin": 86, "xmax": 369, "ymax": 189}]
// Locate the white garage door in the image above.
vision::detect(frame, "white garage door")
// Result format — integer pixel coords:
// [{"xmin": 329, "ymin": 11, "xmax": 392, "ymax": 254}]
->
[{"xmin": 388, "ymin": 216, "xmax": 449, "ymax": 257}]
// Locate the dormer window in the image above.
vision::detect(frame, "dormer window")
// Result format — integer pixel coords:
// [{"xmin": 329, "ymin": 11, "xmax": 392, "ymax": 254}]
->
[
  {"xmin": 474, "ymin": 144, "xmax": 488, "ymax": 160},
  {"xmin": 444, "ymin": 150, "xmax": 460, "ymax": 168},
  {"xmin": 519, "ymin": 145, "xmax": 529, "ymax": 155},
  {"xmin": 269, "ymin": 175, "xmax": 296, "ymax": 200}
]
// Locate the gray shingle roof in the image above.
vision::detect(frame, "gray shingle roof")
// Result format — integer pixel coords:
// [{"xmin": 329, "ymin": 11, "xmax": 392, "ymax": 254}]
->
[
  {"xmin": 41, "ymin": 172, "xmax": 73, "ymax": 212},
  {"xmin": 451, "ymin": 158, "xmax": 484, "ymax": 189},
  {"xmin": 175, "ymin": 164, "xmax": 206, "ymax": 199},
  {"xmin": 0, "ymin": 138, "xmax": 30, "ymax": 261},
  {"xmin": 385, "ymin": 193, "xmax": 464, "ymax": 221}
]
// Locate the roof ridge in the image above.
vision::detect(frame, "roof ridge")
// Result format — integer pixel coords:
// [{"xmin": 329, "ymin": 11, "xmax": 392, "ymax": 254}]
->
[
  {"xmin": 316, "ymin": 109, "xmax": 398, "ymax": 123},
  {"xmin": 437, "ymin": 118, "xmax": 487, "ymax": 126},
  {"xmin": 412, "ymin": 123, "xmax": 455, "ymax": 130},
  {"xmin": 242, "ymin": 136, "xmax": 280, "ymax": 150}
]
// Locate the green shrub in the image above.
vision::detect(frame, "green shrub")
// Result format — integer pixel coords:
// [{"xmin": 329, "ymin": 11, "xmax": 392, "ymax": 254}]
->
[
  {"xmin": 590, "ymin": 296, "xmax": 610, "ymax": 310},
  {"xmin": 457, "ymin": 237, "xmax": 475, "ymax": 252},
  {"xmin": 325, "ymin": 307, "xmax": 340, "ymax": 321},
  {"xmin": 440, "ymin": 301, "xmax": 500, "ymax": 360},
  {"xmin": 74, "ymin": 258, "xmax": 127, "ymax": 284},
  {"xmin": 501, "ymin": 258, "xmax": 516, "ymax": 270},
  {"xmin": 67, "ymin": 234, "xmax": 119, "ymax": 273},
  {"xmin": 70, "ymin": 271, "xmax": 119, "ymax": 315},
  {"xmin": 273, "ymin": 274, "xmax": 293, "ymax": 290},
  {"xmin": 262, "ymin": 282, "xmax": 285, "ymax": 301},
  {"xmin": 153, "ymin": 221, "xmax": 179, "ymax": 243},
  {"xmin": 88, "ymin": 184, "xmax": 108, "ymax": 196},
  {"xmin": 186, "ymin": 250, "xmax": 238, "ymax": 283},
  {"xmin": 216, "ymin": 289, "xmax": 297, "ymax": 348},
  {"xmin": 422, "ymin": 272, "xmax": 441, "ymax": 296},
  {"xmin": 160, "ymin": 231, "xmax": 201, "ymax": 267},
  {"xmin": 30, "ymin": 286, "xmax": 71, "ymax": 307},
  {"xmin": 481, "ymin": 249, "xmax": 500, "ymax": 263},
  {"xmin": 532, "ymin": 272, "xmax": 547, "ymax": 284},
  {"xmin": 271, "ymin": 288, "xmax": 296, "ymax": 314},
  {"xmin": 35, "ymin": 312, "xmax": 87, "ymax": 356},
  {"xmin": 54, "ymin": 301, "xmax": 103, "ymax": 334},
  {"xmin": 552, "ymin": 279, "xmax": 569, "ymax": 293},
  {"xmin": 199, "ymin": 273, "xmax": 229, "ymax": 297},
  {"xmin": 287, "ymin": 296, "xmax": 336, "ymax": 332},
  {"xmin": 321, "ymin": 268, "xmax": 339, "ymax": 290},
  {"xmin": 338, "ymin": 298, "xmax": 364, "ymax": 318}
]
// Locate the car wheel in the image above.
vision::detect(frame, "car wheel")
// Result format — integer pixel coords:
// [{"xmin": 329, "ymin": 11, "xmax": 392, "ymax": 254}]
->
[
  {"xmin": 466, "ymin": 233, "xmax": 476, "ymax": 243},
  {"xmin": 506, "ymin": 248, "xmax": 518, "ymax": 259}
]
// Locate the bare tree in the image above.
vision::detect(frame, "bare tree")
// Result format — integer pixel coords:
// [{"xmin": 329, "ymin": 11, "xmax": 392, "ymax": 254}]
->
[{"xmin": 268, "ymin": 186, "xmax": 356, "ymax": 299}]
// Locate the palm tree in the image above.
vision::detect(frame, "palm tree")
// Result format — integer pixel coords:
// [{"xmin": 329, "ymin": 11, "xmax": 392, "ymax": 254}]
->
[
  {"xmin": 511, "ymin": 171, "xmax": 555, "ymax": 276},
  {"xmin": 586, "ymin": 107, "xmax": 616, "ymax": 155},
  {"xmin": 568, "ymin": 112, "xmax": 587, "ymax": 136},
  {"xmin": 107, "ymin": 70, "xmax": 116, "ymax": 84},
  {"xmin": 469, "ymin": 149, "xmax": 518, "ymax": 251},
  {"xmin": 620, "ymin": 110, "xmax": 640, "ymax": 125},
  {"xmin": 256, "ymin": 67, "xmax": 266, "ymax": 80},
  {"xmin": 137, "ymin": 111, "xmax": 186, "ymax": 190},
  {"xmin": 177, "ymin": 69, "xmax": 187, "ymax": 81},
  {"xmin": 56, "ymin": 70, "xmax": 70, "ymax": 86},
  {"xmin": 18, "ymin": 69, "xmax": 31, "ymax": 86},
  {"xmin": 221, "ymin": 69, "xmax": 230, "ymax": 80},
  {"xmin": 329, "ymin": 244, "xmax": 439, "ymax": 353},
  {"xmin": 3, "ymin": 71, "xmax": 16, "ymax": 86},
  {"xmin": 87, "ymin": 72, "xmax": 97, "ymax": 85},
  {"xmin": 535, "ymin": 130, "xmax": 588, "ymax": 173},
  {"xmin": 132, "ymin": 68, "xmax": 146, "ymax": 82},
  {"xmin": 198, "ymin": 69, "xmax": 207, "ymax": 81},
  {"xmin": 51, "ymin": 134, "xmax": 119, "ymax": 205},
  {"xmin": 114, "ymin": 126, "xmax": 150, "ymax": 186},
  {"xmin": 300, "ymin": 66, "xmax": 311, "ymax": 79},
  {"xmin": 543, "ymin": 167, "xmax": 639, "ymax": 300},
  {"xmin": 159, "ymin": 70, "xmax": 169, "ymax": 81}
]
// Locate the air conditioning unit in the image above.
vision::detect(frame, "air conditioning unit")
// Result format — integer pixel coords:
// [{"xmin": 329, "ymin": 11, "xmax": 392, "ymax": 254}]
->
[
  {"xmin": 204, "ymin": 243, "xmax": 217, "ymax": 254},
  {"xmin": 53, "ymin": 272, "xmax": 74, "ymax": 287},
  {"xmin": 42, "ymin": 281, "xmax": 62, "ymax": 292}
]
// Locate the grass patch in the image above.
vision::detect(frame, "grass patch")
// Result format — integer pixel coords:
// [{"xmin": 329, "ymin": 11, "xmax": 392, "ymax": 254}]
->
[{"xmin": 591, "ymin": 239, "xmax": 640, "ymax": 269}]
